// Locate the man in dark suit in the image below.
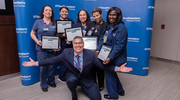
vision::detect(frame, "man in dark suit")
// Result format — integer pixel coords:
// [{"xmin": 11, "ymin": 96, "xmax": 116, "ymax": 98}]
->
[{"xmin": 23, "ymin": 36, "xmax": 132, "ymax": 100}]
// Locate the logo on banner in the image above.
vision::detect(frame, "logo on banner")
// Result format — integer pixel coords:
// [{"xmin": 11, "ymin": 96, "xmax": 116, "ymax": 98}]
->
[
  {"xmin": 144, "ymin": 48, "xmax": 151, "ymax": 51},
  {"xmin": 148, "ymin": 6, "xmax": 154, "ymax": 9},
  {"xmin": 123, "ymin": 17, "xmax": 141, "ymax": 22},
  {"xmin": 19, "ymin": 52, "xmax": 29, "ymax": 58},
  {"xmin": 99, "ymin": 6, "xmax": 110, "ymax": 11},
  {"xmin": 127, "ymin": 57, "xmax": 138, "ymax": 62},
  {"xmin": 90, "ymin": 17, "xmax": 94, "ymax": 21},
  {"xmin": 143, "ymin": 67, "xmax": 149, "ymax": 70},
  {"xmin": 14, "ymin": 1, "xmax": 26, "ymax": 7},
  {"xmin": 16, "ymin": 28, "xmax": 28, "ymax": 34},
  {"xmin": 146, "ymin": 27, "xmax": 153, "ymax": 31},
  {"xmin": 33, "ymin": 15, "xmax": 40, "ymax": 19},
  {"xmin": 128, "ymin": 38, "xmax": 139, "ymax": 43},
  {"xmin": 55, "ymin": 5, "xmax": 75, "ymax": 10},
  {"xmin": 21, "ymin": 75, "xmax": 31, "ymax": 80}
]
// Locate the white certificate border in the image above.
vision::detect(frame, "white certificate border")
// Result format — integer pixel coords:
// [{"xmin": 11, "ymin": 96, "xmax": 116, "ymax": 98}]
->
[
  {"xmin": 82, "ymin": 36, "xmax": 97, "ymax": 50},
  {"xmin": 65, "ymin": 27, "xmax": 83, "ymax": 41},
  {"xmin": 56, "ymin": 20, "xmax": 72, "ymax": 34},
  {"xmin": 98, "ymin": 45, "xmax": 112, "ymax": 61},
  {"xmin": 41, "ymin": 35, "xmax": 59, "ymax": 50}
]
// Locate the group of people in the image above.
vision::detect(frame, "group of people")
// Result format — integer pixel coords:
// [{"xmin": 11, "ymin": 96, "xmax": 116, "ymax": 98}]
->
[{"xmin": 23, "ymin": 5, "xmax": 133, "ymax": 100}]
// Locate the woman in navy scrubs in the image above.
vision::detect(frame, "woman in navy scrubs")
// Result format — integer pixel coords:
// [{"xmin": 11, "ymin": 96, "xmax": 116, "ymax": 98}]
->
[
  {"xmin": 96, "ymin": 7, "xmax": 128, "ymax": 99},
  {"xmin": 75, "ymin": 9, "xmax": 91, "ymax": 35},
  {"xmin": 30, "ymin": 5, "xmax": 60, "ymax": 92},
  {"xmin": 56, "ymin": 6, "xmax": 75, "ymax": 83}
]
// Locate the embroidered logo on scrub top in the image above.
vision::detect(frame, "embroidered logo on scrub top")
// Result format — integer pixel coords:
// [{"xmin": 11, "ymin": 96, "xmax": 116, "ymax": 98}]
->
[{"xmin": 113, "ymin": 33, "xmax": 116, "ymax": 37}]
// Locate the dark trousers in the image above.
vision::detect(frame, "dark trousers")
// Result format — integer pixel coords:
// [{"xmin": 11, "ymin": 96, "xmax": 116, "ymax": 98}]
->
[
  {"xmin": 92, "ymin": 67, "xmax": 104, "ymax": 88},
  {"xmin": 66, "ymin": 72, "xmax": 101, "ymax": 100},
  {"xmin": 57, "ymin": 42, "xmax": 69, "ymax": 81},
  {"xmin": 58, "ymin": 62, "xmax": 67, "ymax": 81},
  {"xmin": 37, "ymin": 51, "xmax": 55, "ymax": 88},
  {"xmin": 105, "ymin": 70, "xmax": 124, "ymax": 97}
]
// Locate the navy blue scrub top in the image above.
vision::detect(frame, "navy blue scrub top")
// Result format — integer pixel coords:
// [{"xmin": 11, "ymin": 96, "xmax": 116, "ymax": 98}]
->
[{"xmin": 32, "ymin": 19, "xmax": 56, "ymax": 51}]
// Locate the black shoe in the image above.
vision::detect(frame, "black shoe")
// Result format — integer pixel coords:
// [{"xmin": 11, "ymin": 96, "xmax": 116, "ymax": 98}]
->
[
  {"xmin": 72, "ymin": 98, "xmax": 78, "ymax": 100},
  {"xmin": 119, "ymin": 91, "xmax": 125, "ymax": 96},
  {"xmin": 42, "ymin": 88, "xmax": 48, "ymax": 92},
  {"xmin": 104, "ymin": 94, "xmax": 118, "ymax": 99},
  {"xmin": 49, "ymin": 84, "xmax": 56, "ymax": 88}
]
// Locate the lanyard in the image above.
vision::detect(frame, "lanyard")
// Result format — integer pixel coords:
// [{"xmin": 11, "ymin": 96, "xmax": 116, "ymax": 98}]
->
[
  {"xmin": 75, "ymin": 54, "xmax": 83, "ymax": 68},
  {"xmin": 104, "ymin": 28, "xmax": 113, "ymax": 43}
]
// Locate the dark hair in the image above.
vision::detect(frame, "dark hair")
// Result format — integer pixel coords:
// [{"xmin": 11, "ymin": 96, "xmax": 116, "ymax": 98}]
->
[
  {"xmin": 76, "ymin": 9, "xmax": 91, "ymax": 24},
  {"xmin": 73, "ymin": 36, "xmax": 84, "ymax": 44},
  {"xmin": 40, "ymin": 5, "xmax": 54, "ymax": 22},
  {"xmin": 92, "ymin": 7, "xmax": 102, "ymax": 14},
  {"xmin": 59, "ymin": 6, "xmax": 69, "ymax": 12},
  {"xmin": 106, "ymin": 7, "xmax": 124, "ymax": 25}
]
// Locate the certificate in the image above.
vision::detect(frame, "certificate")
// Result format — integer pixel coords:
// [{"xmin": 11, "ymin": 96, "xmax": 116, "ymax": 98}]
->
[
  {"xmin": 41, "ymin": 36, "xmax": 59, "ymax": 49},
  {"xmin": 65, "ymin": 27, "xmax": 83, "ymax": 41},
  {"xmin": 83, "ymin": 36, "xmax": 97, "ymax": 50},
  {"xmin": 98, "ymin": 45, "xmax": 112, "ymax": 61},
  {"xmin": 56, "ymin": 20, "xmax": 72, "ymax": 34}
]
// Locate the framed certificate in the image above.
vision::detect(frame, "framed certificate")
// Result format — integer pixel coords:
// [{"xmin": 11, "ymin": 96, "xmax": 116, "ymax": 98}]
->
[
  {"xmin": 41, "ymin": 36, "xmax": 59, "ymax": 50},
  {"xmin": 97, "ymin": 45, "xmax": 112, "ymax": 61},
  {"xmin": 83, "ymin": 36, "xmax": 97, "ymax": 50},
  {"xmin": 56, "ymin": 20, "xmax": 72, "ymax": 34},
  {"xmin": 65, "ymin": 27, "xmax": 83, "ymax": 42}
]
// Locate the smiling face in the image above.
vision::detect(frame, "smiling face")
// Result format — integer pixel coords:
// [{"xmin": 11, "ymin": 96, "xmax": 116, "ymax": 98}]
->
[
  {"xmin": 79, "ymin": 10, "xmax": 87, "ymax": 23},
  {"xmin": 108, "ymin": 10, "xmax": 117, "ymax": 25},
  {"xmin": 60, "ymin": 8, "xmax": 69, "ymax": 19},
  {"xmin": 92, "ymin": 12, "xmax": 102, "ymax": 24},
  {"xmin": 43, "ymin": 6, "xmax": 52, "ymax": 18},
  {"xmin": 73, "ymin": 38, "xmax": 84, "ymax": 55}
]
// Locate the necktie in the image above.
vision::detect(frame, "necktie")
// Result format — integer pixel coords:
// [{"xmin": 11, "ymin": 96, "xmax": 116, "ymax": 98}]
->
[
  {"xmin": 76, "ymin": 55, "xmax": 80, "ymax": 64},
  {"xmin": 75, "ymin": 55, "xmax": 81, "ymax": 71}
]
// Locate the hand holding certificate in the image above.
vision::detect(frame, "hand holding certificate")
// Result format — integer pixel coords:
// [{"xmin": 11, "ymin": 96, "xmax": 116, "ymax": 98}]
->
[
  {"xmin": 41, "ymin": 36, "xmax": 59, "ymax": 50},
  {"xmin": 97, "ymin": 45, "xmax": 112, "ymax": 61},
  {"xmin": 56, "ymin": 20, "xmax": 72, "ymax": 34},
  {"xmin": 65, "ymin": 27, "xmax": 83, "ymax": 41},
  {"xmin": 83, "ymin": 37, "xmax": 97, "ymax": 50}
]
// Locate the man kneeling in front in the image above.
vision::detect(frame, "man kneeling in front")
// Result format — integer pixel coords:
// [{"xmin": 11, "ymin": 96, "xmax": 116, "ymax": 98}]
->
[{"xmin": 23, "ymin": 36, "xmax": 132, "ymax": 100}]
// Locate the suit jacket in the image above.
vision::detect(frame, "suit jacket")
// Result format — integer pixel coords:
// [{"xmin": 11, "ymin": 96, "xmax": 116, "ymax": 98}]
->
[{"xmin": 39, "ymin": 48, "xmax": 115, "ymax": 87}]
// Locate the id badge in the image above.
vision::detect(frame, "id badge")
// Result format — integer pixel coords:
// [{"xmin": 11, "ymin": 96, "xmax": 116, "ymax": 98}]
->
[
  {"xmin": 87, "ymin": 30, "xmax": 93, "ymax": 36},
  {"xmin": 95, "ymin": 30, "xmax": 97, "ymax": 33},
  {"xmin": 83, "ymin": 30, "xmax": 87, "ymax": 35},
  {"xmin": 43, "ymin": 28, "xmax": 49, "ymax": 31},
  {"xmin": 103, "ymin": 35, "xmax": 107, "ymax": 43}
]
